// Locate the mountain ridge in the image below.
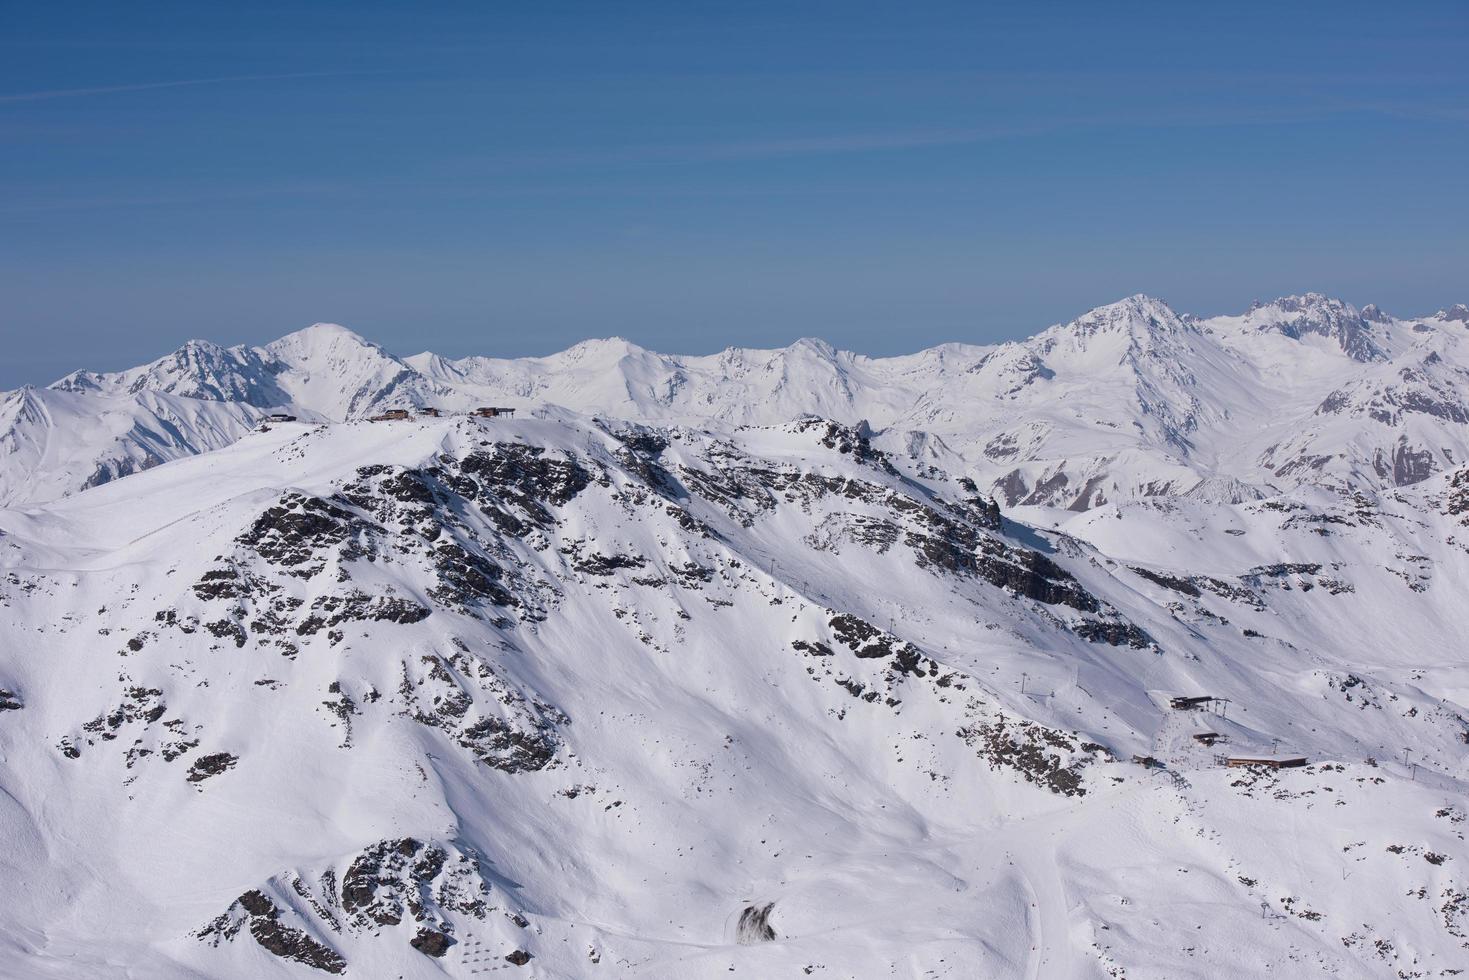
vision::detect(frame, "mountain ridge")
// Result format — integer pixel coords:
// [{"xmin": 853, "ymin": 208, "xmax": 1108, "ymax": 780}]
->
[
  {"xmin": 4, "ymin": 293, "xmax": 1466, "ymax": 514},
  {"xmin": 4, "ymin": 408, "xmax": 1469, "ymax": 976}
]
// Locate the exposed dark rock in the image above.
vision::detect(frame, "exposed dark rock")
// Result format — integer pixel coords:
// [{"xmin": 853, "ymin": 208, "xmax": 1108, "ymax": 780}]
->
[
  {"xmin": 958, "ymin": 713, "xmax": 1097, "ymax": 797},
  {"xmin": 1020, "ymin": 469, "xmax": 1070, "ymax": 507},
  {"xmin": 64, "ymin": 687, "xmax": 174, "ymax": 759},
  {"xmin": 794, "ymin": 417, "xmax": 897, "ymax": 474},
  {"xmin": 737, "ymin": 902, "xmax": 778, "ymax": 944},
  {"xmin": 993, "ymin": 470, "xmax": 1030, "ymax": 506},
  {"xmin": 410, "ymin": 927, "xmax": 454, "ymax": 957},
  {"xmin": 203, "ymin": 618, "xmax": 248, "ymax": 648},
  {"xmin": 561, "ymin": 542, "xmax": 648, "ymax": 576},
  {"xmin": 829, "ymin": 614, "xmax": 899, "ymax": 659},
  {"xmin": 458, "ymin": 443, "xmax": 591, "ymax": 524},
  {"xmin": 1248, "ymin": 294, "xmax": 1385, "ymax": 362},
  {"xmin": 1071, "ymin": 619, "xmax": 1155, "ymax": 649},
  {"xmin": 297, "ymin": 591, "xmax": 431, "ymax": 637},
  {"xmin": 1379, "ymin": 437, "xmax": 1437, "ymax": 486},
  {"xmin": 974, "ymin": 537, "xmax": 1100, "ymax": 612},
  {"xmin": 186, "ymin": 752, "xmax": 238, "ymax": 783},
  {"xmin": 1130, "ymin": 565, "xmax": 1201, "ymax": 597},
  {"xmin": 1448, "ymin": 468, "xmax": 1469, "ymax": 521},
  {"xmin": 458, "ymin": 715, "xmax": 561, "ymax": 773},
  {"xmin": 0, "ymin": 688, "xmax": 21, "ymax": 711},
  {"xmin": 505, "ymin": 949, "xmax": 533, "ymax": 966},
  {"xmin": 200, "ymin": 890, "xmax": 347, "ymax": 975},
  {"xmin": 193, "ymin": 567, "xmax": 243, "ymax": 601},
  {"xmin": 827, "ymin": 614, "xmax": 929, "ymax": 676},
  {"xmin": 237, "ymin": 493, "xmax": 381, "ymax": 576},
  {"xmin": 430, "ymin": 542, "xmax": 518, "ymax": 610},
  {"xmin": 670, "ymin": 562, "xmax": 715, "ymax": 588},
  {"xmin": 401, "ymin": 652, "xmax": 565, "ymax": 773},
  {"xmin": 340, "ymin": 837, "xmax": 489, "ymax": 931}
]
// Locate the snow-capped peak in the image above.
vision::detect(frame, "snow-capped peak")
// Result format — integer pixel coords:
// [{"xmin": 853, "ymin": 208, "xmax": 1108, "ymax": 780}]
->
[
  {"xmin": 11, "ymin": 291, "xmax": 1469, "ymax": 513},
  {"xmin": 1058, "ymin": 294, "xmax": 1188, "ymax": 340},
  {"xmin": 262, "ymin": 321, "xmax": 384, "ymax": 359},
  {"xmin": 553, "ymin": 337, "xmax": 651, "ymax": 361},
  {"xmin": 783, "ymin": 336, "xmax": 840, "ymax": 358},
  {"xmin": 1241, "ymin": 293, "xmax": 1385, "ymax": 361}
]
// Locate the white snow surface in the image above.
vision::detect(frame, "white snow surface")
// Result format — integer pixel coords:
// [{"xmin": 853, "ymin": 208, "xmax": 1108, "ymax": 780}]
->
[{"xmin": 2, "ymin": 296, "xmax": 1469, "ymax": 978}]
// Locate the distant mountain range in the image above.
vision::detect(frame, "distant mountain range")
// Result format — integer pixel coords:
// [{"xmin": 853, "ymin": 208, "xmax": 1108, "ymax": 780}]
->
[{"xmin": 5, "ymin": 293, "xmax": 1467, "ymax": 511}]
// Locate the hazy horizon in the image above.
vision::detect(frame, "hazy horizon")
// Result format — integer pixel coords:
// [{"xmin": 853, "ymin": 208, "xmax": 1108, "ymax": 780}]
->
[
  {"xmin": 12, "ymin": 287, "xmax": 1469, "ymax": 391},
  {"xmin": 4, "ymin": 1, "xmax": 1466, "ymax": 389}
]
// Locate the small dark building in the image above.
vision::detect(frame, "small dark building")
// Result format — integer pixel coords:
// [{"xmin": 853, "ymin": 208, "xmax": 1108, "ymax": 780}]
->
[
  {"xmin": 266, "ymin": 413, "xmax": 297, "ymax": 422},
  {"xmin": 369, "ymin": 409, "xmax": 412, "ymax": 422},
  {"xmin": 1225, "ymin": 757, "xmax": 1307, "ymax": 769},
  {"xmin": 1131, "ymin": 754, "xmax": 1162, "ymax": 769},
  {"xmin": 1192, "ymin": 732, "xmax": 1224, "ymax": 747},
  {"xmin": 418, "ymin": 407, "xmax": 442, "ymax": 417},
  {"xmin": 1170, "ymin": 696, "xmax": 1218, "ymax": 711},
  {"xmin": 474, "ymin": 406, "xmax": 517, "ymax": 418}
]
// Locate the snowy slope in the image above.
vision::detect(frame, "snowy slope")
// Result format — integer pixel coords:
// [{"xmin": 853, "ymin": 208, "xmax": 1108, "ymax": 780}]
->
[
  {"xmin": 3, "ymin": 410, "xmax": 1469, "ymax": 978},
  {"xmin": 0, "ymin": 385, "xmax": 268, "ymax": 507}
]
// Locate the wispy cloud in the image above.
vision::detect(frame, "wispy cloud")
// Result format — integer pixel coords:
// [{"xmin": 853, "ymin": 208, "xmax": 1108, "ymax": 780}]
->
[{"xmin": 0, "ymin": 71, "xmax": 365, "ymax": 105}]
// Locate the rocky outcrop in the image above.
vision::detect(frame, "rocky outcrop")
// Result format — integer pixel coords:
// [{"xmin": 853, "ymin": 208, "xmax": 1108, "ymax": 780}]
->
[
  {"xmin": 737, "ymin": 902, "xmax": 778, "ymax": 944},
  {"xmin": 202, "ymin": 889, "xmax": 345, "ymax": 973},
  {"xmin": 186, "ymin": 752, "xmax": 238, "ymax": 783},
  {"xmin": 957, "ymin": 712, "xmax": 1103, "ymax": 797},
  {"xmin": 399, "ymin": 650, "xmax": 566, "ymax": 773},
  {"xmin": 197, "ymin": 837, "xmax": 490, "ymax": 971}
]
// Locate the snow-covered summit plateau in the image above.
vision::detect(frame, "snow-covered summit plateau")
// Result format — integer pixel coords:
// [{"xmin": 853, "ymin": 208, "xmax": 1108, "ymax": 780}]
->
[{"xmin": 3, "ymin": 294, "xmax": 1469, "ymax": 978}]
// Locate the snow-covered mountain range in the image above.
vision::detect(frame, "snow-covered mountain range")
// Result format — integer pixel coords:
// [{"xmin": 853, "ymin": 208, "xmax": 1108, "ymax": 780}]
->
[
  {"xmin": 8, "ymin": 294, "xmax": 1469, "ymax": 514},
  {"xmin": 4, "ymin": 294, "xmax": 1469, "ymax": 978}
]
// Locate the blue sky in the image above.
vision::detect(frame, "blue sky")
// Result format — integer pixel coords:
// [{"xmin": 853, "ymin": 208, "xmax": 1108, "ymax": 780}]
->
[{"xmin": 2, "ymin": 1, "xmax": 1466, "ymax": 388}]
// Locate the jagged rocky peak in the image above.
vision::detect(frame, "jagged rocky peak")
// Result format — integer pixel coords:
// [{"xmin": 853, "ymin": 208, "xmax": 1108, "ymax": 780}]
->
[
  {"xmin": 50, "ymin": 337, "xmax": 287, "ymax": 405},
  {"xmin": 1244, "ymin": 293, "xmax": 1385, "ymax": 361},
  {"xmin": 1058, "ymin": 293, "xmax": 1188, "ymax": 341},
  {"xmin": 1360, "ymin": 302, "xmax": 1392, "ymax": 323},
  {"xmin": 14, "ymin": 287, "xmax": 1469, "ymax": 515}
]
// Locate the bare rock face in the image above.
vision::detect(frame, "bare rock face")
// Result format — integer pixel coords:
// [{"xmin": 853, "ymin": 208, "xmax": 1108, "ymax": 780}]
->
[
  {"xmin": 410, "ymin": 926, "xmax": 454, "ymax": 957},
  {"xmin": 198, "ymin": 890, "xmax": 347, "ymax": 975},
  {"xmin": 339, "ymin": 838, "xmax": 489, "ymax": 930},
  {"xmin": 196, "ymin": 837, "xmax": 490, "ymax": 971},
  {"xmin": 399, "ymin": 650, "xmax": 566, "ymax": 773},
  {"xmin": 957, "ymin": 713, "xmax": 1105, "ymax": 797},
  {"xmin": 737, "ymin": 902, "xmax": 778, "ymax": 944},
  {"xmin": 1246, "ymin": 293, "xmax": 1387, "ymax": 362},
  {"xmin": 185, "ymin": 751, "xmax": 238, "ymax": 783}
]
